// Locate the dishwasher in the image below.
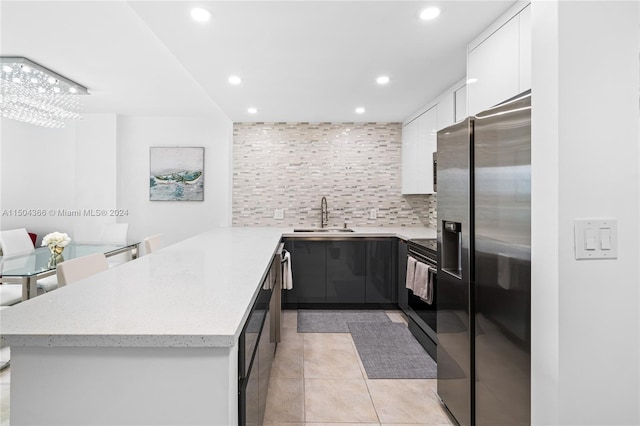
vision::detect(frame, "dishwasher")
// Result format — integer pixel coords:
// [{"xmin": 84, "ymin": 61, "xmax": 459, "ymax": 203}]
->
[{"xmin": 238, "ymin": 243, "xmax": 284, "ymax": 426}]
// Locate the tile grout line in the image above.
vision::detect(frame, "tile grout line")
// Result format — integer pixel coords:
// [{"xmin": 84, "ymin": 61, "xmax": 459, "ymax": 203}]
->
[
  {"xmin": 362, "ymin": 373, "xmax": 382, "ymax": 425},
  {"xmin": 298, "ymin": 312, "xmax": 307, "ymax": 424}
]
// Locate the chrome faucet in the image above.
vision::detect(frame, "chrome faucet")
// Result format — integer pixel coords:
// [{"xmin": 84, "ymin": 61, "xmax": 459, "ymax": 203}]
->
[{"xmin": 321, "ymin": 196, "xmax": 328, "ymax": 228}]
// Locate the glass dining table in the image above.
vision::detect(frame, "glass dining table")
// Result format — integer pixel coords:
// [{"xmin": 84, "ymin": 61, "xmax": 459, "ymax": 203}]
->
[{"xmin": 0, "ymin": 242, "xmax": 140, "ymax": 301}]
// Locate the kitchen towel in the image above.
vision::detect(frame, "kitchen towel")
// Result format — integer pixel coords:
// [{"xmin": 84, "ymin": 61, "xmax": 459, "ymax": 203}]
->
[
  {"xmin": 423, "ymin": 265, "xmax": 434, "ymax": 304},
  {"xmin": 413, "ymin": 261, "xmax": 433, "ymax": 304},
  {"xmin": 405, "ymin": 256, "xmax": 417, "ymax": 291},
  {"xmin": 282, "ymin": 251, "xmax": 293, "ymax": 290}
]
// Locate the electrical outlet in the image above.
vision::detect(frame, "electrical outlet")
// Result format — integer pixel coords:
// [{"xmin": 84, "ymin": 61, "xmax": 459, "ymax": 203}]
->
[
  {"xmin": 369, "ymin": 208, "xmax": 377, "ymax": 220},
  {"xmin": 273, "ymin": 209, "xmax": 284, "ymax": 220}
]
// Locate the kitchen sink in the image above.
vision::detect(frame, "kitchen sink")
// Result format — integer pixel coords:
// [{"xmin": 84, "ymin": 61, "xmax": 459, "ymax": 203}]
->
[{"xmin": 293, "ymin": 228, "xmax": 354, "ymax": 232}]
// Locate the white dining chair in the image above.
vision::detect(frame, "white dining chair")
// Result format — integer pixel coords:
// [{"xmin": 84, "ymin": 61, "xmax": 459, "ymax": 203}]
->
[
  {"xmin": 37, "ymin": 275, "xmax": 60, "ymax": 293},
  {"xmin": 0, "ymin": 228, "xmax": 59, "ymax": 293},
  {"xmin": 0, "ymin": 284, "xmax": 22, "ymax": 306},
  {"xmin": 143, "ymin": 234, "xmax": 165, "ymax": 255},
  {"xmin": 99, "ymin": 223, "xmax": 129, "ymax": 267},
  {"xmin": 0, "ymin": 228, "xmax": 34, "ymax": 257},
  {"xmin": 56, "ymin": 253, "xmax": 109, "ymax": 287}
]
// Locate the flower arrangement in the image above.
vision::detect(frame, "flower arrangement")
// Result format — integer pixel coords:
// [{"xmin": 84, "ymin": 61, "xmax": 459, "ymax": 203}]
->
[{"xmin": 42, "ymin": 232, "xmax": 71, "ymax": 252}]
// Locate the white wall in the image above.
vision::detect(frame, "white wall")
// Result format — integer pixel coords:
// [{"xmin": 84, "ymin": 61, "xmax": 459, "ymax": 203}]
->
[
  {"xmin": 0, "ymin": 118, "xmax": 78, "ymax": 244},
  {"xmin": 73, "ymin": 114, "xmax": 119, "ymax": 241},
  {"xmin": 117, "ymin": 115, "xmax": 232, "ymax": 247},
  {"xmin": 531, "ymin": 2, "xmax": 640, "ymax": 425},
  {"xmin": 1, "ymin": 114, "xmax": 119, "ymax": 245}
]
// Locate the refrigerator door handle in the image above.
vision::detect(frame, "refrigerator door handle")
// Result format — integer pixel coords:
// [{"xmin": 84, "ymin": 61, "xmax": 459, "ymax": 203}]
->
[{"xmin": 441, "ymin": 220, "xmax": 463, "ymax": 279}]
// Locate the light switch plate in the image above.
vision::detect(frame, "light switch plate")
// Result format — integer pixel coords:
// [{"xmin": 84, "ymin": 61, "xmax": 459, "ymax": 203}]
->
[
  {"xmin": 369, "ymin": 208, "xmax": 377, "ymax": 220},
  {"xmin": 574, "ymin": 218, "xmax": 617, "ymax": 260},
  {"xmin": 273, "ymin": 209, "xmax": 284, "ymax": 220}
]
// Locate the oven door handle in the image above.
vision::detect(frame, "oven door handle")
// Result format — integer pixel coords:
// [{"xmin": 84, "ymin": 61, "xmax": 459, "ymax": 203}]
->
[{"xmin": 408, "ymin": 252, "xmax": 437, "ymax": 269}]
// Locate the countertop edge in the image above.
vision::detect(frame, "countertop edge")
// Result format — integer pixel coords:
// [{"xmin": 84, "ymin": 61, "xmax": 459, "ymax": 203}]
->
[{"xmin": 1, "ymin": 334, "xmax": 237, "ymax": 348}]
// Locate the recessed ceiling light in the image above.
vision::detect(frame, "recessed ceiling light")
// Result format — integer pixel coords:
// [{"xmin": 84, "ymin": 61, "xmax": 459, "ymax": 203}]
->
[
  {"xmin": 228, "ymin": 75, "xmax": 242, "ymax": 85},
  {"xmin": 419, "ymin": 7, "xmax": 441, "ymax": 21},
  {"xmin": 376, "ymin": 75, "xmax": 390, "ymax": 85},
  {"xmin": 466, "ymin": 78, "xmax": 478, "ymax": 84},
  {"xmin": 248, "ymin": 107, "xmax": 257, "ymax": 114},
  {"xmin": 355, "ymin": 107, "xmax": 365, "ymax": 114},
  {"xmin": 190, "ymin": 7, "xmax": 211, "ymax": 22}
]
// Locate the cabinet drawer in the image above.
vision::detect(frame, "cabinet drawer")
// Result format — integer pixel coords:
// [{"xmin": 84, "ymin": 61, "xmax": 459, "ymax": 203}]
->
[{"xmin": 239, "ymin": 284, "xmax": 272, "ymax": 379}]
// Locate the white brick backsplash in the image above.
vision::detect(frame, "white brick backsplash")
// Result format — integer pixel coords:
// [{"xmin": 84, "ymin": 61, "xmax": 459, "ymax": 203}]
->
[{"xmin": 232, "ymin": 122, "xmax": 436, "ymax": 228}]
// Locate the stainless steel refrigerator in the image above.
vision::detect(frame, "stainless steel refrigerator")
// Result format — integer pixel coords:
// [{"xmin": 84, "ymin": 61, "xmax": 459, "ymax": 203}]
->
[{"xmin": 436, "ymin": 91, "xmax": 531, "ymax": 426}]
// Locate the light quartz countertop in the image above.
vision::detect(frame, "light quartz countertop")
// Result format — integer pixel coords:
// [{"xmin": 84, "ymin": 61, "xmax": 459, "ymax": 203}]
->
[{"xmin": 0, "ymin": 226, "xmax": 435, "ymax": 348}]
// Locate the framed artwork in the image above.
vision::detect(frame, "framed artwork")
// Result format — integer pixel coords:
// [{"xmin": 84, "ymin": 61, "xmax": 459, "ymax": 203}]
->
[{"xmin": 149, "ymin": 147, "xmax": 204, "ymax": 201}]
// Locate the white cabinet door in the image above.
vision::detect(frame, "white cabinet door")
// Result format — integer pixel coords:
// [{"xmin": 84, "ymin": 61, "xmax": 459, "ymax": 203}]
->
[
  {"xmin": 437, "ymin": 92, "xmax": 455, "ymax": 131},
  {"xmin": 416, "ymin": 107, "xmax": 437, "ymax": 194},
  {"xmin": 519, "ymin": 5, "xmax": 531, "ymax": 91},
  {"xmin": 454, "ymin": 85, "xmax": 467, "ymax": 122},
  {"xmin": 401, "ymin": 119, "xmax": 419, "ymax": 194},
  {"xmin": 467, "ymin": 15, "xmax": 520, "ymax": 116},
  {"xmin": 402, "ymin": 107, "xmax": 437, "ymax": 194}
]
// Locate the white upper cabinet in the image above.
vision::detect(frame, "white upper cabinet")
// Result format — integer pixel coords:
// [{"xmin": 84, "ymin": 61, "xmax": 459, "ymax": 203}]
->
[
  {"xmin": 417, "ymin": 107, "xmax": 437, "ymax": 193},
  {"xmin": 436, "ymin": 91, "xmax": 455, "ymax": 131},
  {"xmin": 467, "ymin": 4, "xmax": 531, "ymax": 116},
  {"xmin": 467, "ymin": 16, "xmax": 520, "ymax": 116},
  {"xmin": 401, "ymin": 77, "xmax": 464, "ymax": 194},
  {"xmin": 401, "ymin": 2, "xmax": 532, "ymax": 196},
  {"xmin": 402, "ymin": 106, "xmax": 437, "ymax": 194},
  {"xmin": 454, "ymin": 85, "xmax": 467, "ymax": 123},
  {"xmin": 401, "ymin": 118, "xmax": 419, "ymax": 194}
]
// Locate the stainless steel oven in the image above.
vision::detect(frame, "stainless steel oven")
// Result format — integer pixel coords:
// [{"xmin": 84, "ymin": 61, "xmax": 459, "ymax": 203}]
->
[{"xmin": 403, "ymin": 238, "xmax": 437, "ymax": 360}]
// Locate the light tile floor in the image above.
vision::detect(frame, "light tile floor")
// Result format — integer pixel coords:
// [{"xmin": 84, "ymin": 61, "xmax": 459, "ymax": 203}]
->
[
  {"xmin": 0, "ymin": 310, "xmax": 455, "ymax": 426},
  {"xmin": 264, "ymin": 310, "xmax": 456, "ymax": 426}
]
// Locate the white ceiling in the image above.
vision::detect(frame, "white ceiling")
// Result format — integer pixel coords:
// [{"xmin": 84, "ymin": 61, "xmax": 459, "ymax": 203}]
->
[{"xmin": 0, "ymin": 1, "xmax": 515, "ymax": 123}]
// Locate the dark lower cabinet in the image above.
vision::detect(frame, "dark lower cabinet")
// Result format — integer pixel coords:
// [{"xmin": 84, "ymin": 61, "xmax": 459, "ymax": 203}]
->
[
  {"xmin": 397, "ymin": 239, "xmax": 408, "ymax": 309},
  {"xmin": 365, "ymin": 239, "xmax": 396, "ymax": 304},
  {"xmin": 239, "ymin": 260, "xmax": 277, "ymax": 426},
  {"xmin": 242, "ymin": 361, "xmax": 259, "ymax": 426},
  {"xmin": 257, "ymin": 305, "xmax": 274, "ymax": 424},
  {"xmin": 326, "ymin": 240, "xmax": 366, "ymax": 303},
  {"xmin": 283, "ymin": 238, "xmax": 396, "ymax": 306},
  {"xmin": 283, "ymin": 240, "xmax": 326, "ymax": 304}
]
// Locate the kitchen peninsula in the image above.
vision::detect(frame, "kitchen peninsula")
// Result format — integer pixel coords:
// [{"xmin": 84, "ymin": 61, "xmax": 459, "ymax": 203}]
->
[{"xmin": 1, "ymin": 226, "xmax": 434, "ymax": 425}]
